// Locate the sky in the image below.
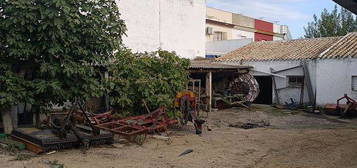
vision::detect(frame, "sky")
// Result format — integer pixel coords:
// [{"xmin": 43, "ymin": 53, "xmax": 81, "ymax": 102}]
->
[{"xmin": 206, "ymin": 0, "xmax": 338, "ymax": 39}]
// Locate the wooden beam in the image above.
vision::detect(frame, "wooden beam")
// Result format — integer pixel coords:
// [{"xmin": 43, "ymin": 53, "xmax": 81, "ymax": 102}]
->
[
  {"xmin": 302, "ymin": 62, "xmax": 315, "ymax": 105},
  {"xmin": 206, "ymin": 72, "xmax": 212, "ymax": 112}
]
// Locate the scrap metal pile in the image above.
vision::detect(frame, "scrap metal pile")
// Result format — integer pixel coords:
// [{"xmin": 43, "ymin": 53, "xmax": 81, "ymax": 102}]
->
[
  {"xmin": 92, "ymin": 107, "xmax": 178, "ymax": 139},
  {"xmin": 11, "ymin": 103, "xmax": 114, "ymax": 154}
]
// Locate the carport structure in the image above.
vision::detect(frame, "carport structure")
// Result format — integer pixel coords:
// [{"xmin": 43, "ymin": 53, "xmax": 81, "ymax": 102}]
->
[{"xmin": 188, "ymin": 60, "xmax": 253, "ymax": 112}]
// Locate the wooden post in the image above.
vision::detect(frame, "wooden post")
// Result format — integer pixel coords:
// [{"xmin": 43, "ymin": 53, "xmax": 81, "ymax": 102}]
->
[
  {"xmin": 104, "ymin": 71, "xmax": 110, "ymax": 111},
  {"xmin": 1, "ymin": 108, "xmax": 14, "ymax": 134},
  {"xmin": 206, "ymin": 72, "xmax": 212, "ymax": 113}
]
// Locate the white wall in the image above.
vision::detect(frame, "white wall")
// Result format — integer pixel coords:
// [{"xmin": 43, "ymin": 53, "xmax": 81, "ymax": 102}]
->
[
  {"xmin": 315, "ymin": 58, "xmax": 357, "ymax": 105},
  {"xmin": 117, "ymin": 0, "xmax": 206, "ymax": 59},
  {"xmin": 206, "ymin": 38, "xmax": 252, "ymax": 56},
  {"xmin": 232, "ymin": 29, "xmax": 255, "ymax": 41},
  {"xmin": 224, "ymin": 58, "xmax": 357, "ymax": 105},
  {"xmin": 224, "ymin": 60, "xmax": 312, "ymax": 105},
  {"xmin": 273, "ymin": 36, "xmax": 284, "ymax": 41}
]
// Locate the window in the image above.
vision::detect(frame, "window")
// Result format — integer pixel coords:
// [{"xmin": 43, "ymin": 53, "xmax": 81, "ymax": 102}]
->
[
  {"xmin": 213, "ymin": 31, "xmax": 227, "ymax": 41},
  {"xmin": 352, "ymin": 76, "xmax": 357, "ymax": 91},
  {"xmin": 288, "ymin": 76, "xmax": 304, "ymax": 87}
]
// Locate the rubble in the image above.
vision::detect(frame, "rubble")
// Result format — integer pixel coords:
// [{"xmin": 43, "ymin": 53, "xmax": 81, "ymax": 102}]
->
[{"xmin": 229, "ymin": 120, "xmax": 270, "ymax": 129}]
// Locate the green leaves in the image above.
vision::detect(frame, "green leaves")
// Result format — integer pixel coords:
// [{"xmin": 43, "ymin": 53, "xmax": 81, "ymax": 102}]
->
[
  {"xmin": 304, "ymin": 5, "xmax": 357, "ymax": 38},
  {"xmin": 107, "ymin": 49, "xmax": 189, "ymax": 114},
  {"xmin": 0, "ymin": 0, "xmax": 126, "ymax": 109}
]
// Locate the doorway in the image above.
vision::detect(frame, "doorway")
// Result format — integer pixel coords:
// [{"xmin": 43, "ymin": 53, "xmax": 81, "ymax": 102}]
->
[{"xmin": 254, "ymin": 76, "xmax": 273, "ymax": 104}]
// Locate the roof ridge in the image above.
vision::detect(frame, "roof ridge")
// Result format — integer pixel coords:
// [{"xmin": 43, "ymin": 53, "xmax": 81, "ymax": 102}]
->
[
  {"xmin": 318, "ymin": 33, "xmax": 351, "ymax": 58},
  {"xmin": 251, "ymin": 36, "xmax": 341, "ymax": 45}
]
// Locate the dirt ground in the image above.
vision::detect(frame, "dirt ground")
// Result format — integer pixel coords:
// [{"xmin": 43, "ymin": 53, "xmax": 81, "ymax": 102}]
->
[{"xmin": 2, "ymin": 104, "xmax": 357, "ymax": 168}]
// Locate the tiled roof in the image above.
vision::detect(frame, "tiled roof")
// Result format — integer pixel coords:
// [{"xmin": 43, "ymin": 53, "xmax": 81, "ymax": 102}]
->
[
  {"xmin": 189, "ymin": 60, "xmax": 251, "ymax": 70},
  {"xmin": 319, "ymin": 32, "xmax": 357, "ymax": 59},
  {"xmin": 216, "ymin": 36, "xmax": 342, "ymax": 62}
]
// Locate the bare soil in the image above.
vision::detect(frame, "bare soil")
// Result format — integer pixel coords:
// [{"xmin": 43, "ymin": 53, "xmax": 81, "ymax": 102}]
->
[{"xmin": 2, "ymin": 104, "xmax": 357, "ymax": 168}]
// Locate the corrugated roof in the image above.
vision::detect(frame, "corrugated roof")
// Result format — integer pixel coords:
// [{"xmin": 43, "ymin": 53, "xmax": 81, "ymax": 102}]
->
[
  {"xmin": 189, "ymin": 60, "xmax": 251, "ymax": 70},
  {"xmin": 319, "ymin": 32, "xmax": 357, "ymax": 59},
  {"xmin": 216, "ymin": 36, "xmax": 342, "ymax": 62}
]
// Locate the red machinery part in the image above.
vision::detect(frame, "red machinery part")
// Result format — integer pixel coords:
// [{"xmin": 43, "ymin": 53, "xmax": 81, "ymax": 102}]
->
[{"xmin": 93, "ymin": 108, "xmax": 178, "ymax": 137}]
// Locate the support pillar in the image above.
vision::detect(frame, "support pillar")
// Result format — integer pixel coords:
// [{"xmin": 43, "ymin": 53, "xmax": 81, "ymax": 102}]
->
[{"xmin": 205, "ymin": 72, "xmax": 212, "ymax": 113}]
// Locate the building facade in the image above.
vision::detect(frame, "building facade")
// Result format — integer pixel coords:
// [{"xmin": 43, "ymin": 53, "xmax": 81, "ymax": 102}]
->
[
  {"xmin": 217, "ymin": 33, "xmax": 357, "ymax": 105},
  {"xmin": 206, "ymin": 7, "xmax": 291, "ymax": 42},
  {"xmin": 116, "ymin": 0, "xmax": 206, "ymax": 59}
]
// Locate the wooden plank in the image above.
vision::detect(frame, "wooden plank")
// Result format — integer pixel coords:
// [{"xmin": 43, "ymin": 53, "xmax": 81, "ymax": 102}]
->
[
  {"xmin": 11, "ymin": 135, "xmax": 43, "ymax": 154},
  {"xmin": 206, "ymin": 72, "xmax": 212, "ymax": 112},
  {"xmin": 302, "ymin": 62, "xmax": 315, "ymax": 105}
]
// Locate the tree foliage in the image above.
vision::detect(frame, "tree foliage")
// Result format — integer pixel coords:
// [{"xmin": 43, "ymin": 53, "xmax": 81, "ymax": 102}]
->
[
  {"xmin": 107, "ymin": 50, "xmax": 189, "ymax": 114},
  {"xmin": 0, "ymin": 0, "xmax": 126, "ymax": 109},
  {"xmin": 1, "ymin": 0, "xmax": 189, "ymax": 116},
  {"xmin": 304, "ymin": 5, "xmax": 357, "ymax": 38}
]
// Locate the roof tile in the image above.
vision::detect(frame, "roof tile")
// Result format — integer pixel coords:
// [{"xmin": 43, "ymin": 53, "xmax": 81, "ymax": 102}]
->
[{"xmin": 216, "ymin": 36, "xmax": 342, "ymax": 62}]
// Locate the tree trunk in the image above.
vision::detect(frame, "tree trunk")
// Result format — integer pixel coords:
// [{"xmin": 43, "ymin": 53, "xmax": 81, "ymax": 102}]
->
[
  {"xmin": 11, "ymin": 105, "xmax": 18, "ymax": 129},
  {"xmin": 1, "ymin": 108, "xmax": 14, "ymax": 134}
]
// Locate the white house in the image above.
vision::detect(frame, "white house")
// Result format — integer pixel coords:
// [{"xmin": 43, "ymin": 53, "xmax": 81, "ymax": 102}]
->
[
  {"xmin": 116, "ymin": 0, "xmax": 206, "ymax": 59},
  {"xmin": 216, "ymin": 32, "xmax": 357, "ymax": 106}
]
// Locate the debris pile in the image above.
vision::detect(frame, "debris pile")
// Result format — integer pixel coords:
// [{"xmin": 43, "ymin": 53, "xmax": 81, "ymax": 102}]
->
[
  {"xmin": 229, "ymin": 120, "xmax": 270, "ymax": 129},
  {"xmin": 93, "ymin": 107, "xmax": 178, "ymax": 140}
]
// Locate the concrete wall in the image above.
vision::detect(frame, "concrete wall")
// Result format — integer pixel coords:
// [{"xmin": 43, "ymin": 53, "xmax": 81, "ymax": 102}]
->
[
  {"xmin": 232, "ymin": 29, "xmax": 255, "ymax": 40},
  {"xmin": 315, "ymin": 58, "xmax": 357, "ymax": 105},
  {"xmin": 206, "ymin": 7, "xmax": 233, "ymax": 24},
  {"xmin": 206, "ymin": 22, "xmax": 233, "ymax": 41},
  {"xmin": 224, "ymin": 59, "xmax": 357, "ymax": 105},
  {"xmin": 117, "ymin": 0, "xmax": 206, "ymax": 59},
  {"xmin": 206, "ymin": 38, "xmax": 252, "ymax": 56},
  {"xmin": 232, "ymin": 14, "xmax": 255, "ymax": 29},
  {"xmin": 273, "ymin": 36, "xmax": 284, "ymax": 41}
]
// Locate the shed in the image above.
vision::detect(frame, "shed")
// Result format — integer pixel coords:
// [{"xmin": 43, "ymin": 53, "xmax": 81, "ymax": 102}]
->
[
  {"xmin": 216, "ymin": 32, "xmax": 357, "ymax": 105},
  {"xmin": 188, "ymin": 59, "xmax": 256, "ymax": 112}
]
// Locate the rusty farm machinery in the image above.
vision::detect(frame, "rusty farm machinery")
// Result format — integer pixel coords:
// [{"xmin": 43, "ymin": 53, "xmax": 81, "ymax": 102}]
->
[{"xmin": 324, "ymin": 94, "xmax": 357, "ymax": 117}]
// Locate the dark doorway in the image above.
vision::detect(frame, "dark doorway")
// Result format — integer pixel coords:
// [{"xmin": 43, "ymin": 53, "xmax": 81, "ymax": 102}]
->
[{"xmin": 254, "ymin": 76, "xmax": 273, "ymax": 104}]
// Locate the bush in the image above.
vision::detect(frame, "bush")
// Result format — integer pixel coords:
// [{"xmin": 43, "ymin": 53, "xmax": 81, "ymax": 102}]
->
[{"xmin": 107, "ymin": 49, "xmax": 189, "ymax": 114}]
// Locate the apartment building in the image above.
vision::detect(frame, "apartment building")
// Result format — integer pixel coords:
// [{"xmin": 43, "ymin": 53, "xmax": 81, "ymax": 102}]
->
[{"xmin": 206, "ymin": 7, "xmax": 291, "ymax": 42}]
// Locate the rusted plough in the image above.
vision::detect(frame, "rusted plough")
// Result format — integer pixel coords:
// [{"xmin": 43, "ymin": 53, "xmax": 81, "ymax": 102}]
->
[
  {"xmin": 92, "ymin": 108, "xmax": 177, "ymax": 144},
  {"xmin": 324, "ymin": 94, "xmax": 357, "ymax": 117}
]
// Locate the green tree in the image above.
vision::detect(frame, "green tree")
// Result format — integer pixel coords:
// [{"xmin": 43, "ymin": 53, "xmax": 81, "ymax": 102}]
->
[
  {"xmin": 107, "ymin": 50, "xmax": 189, "ymax": 115},
  {"xmin": 0, "ymin": 0, "xmax": 126, "ymax": 111},
  {"xmin": 304, "ymin": 5, "xmax": 357, "ymax": 38}
]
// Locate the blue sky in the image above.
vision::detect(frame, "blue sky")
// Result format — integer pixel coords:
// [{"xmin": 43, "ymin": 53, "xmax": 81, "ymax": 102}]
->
[{"xmin": 207, "ymin": 0, "xmax": 338, "ymax": 39}]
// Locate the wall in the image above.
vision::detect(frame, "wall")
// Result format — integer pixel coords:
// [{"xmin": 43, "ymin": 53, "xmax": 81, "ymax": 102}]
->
[
  {"xmin": 315, "ymin": 58, "xmax": 357, "ymax": 105},
  {"xmin": 255, "ymin": 19, "xmax": 273, "ymax": 33},
  {"xmin": 224, "ymin": 58, "xmax": 357, "ymax": 105},
  {"xmin": 206, "ymin": 7, "xmax": 233, "ymax": 24},
  {"xmin": 117, "ymin": 0, "xmax": 159, "ymax": 52},
  {"xmin": 232, "ymin": 14, "xmax": 255, "ymax": 29},
  {"xmin": 255, "ymin": 33, "xmax": 273, "ymax": 41},
  {"xmin": 273, "ymin": 36, "xmax": 284, "ymax": 41},
  {"xmin": 232, "ymin": 29, "xmax": 255, "ymax": 40},
  {"xmin": 160, "ymin": 0, "xmax": 206, "ymax": 59},
  {"xmin": 206, "ymin": 21, "xmax": 233, "ymax": 41},
  {"xmin": 117, "ymin": 0, "xmax": 206, "ymax": 59},
  {"xmin": 254, "ymin": 19, "xmax": 273, "ymax": 41},
  {"xmin": 206, "ymin": 38, "xmax": 252, "ymax": 56},
  {"xmin": 224, "ymin": 60, "xmax": 312, "ymax": 105}
]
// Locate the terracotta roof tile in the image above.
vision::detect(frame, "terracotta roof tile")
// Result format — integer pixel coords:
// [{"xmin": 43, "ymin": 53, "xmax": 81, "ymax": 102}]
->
[
  {"xmin": 189, "ymin": 60, "xmax": 251, "ymax": 70},
  {"xmin": 216, "ymin": 36, "xmax": 342, "ymax": 62},
  {"xmin": 319, "ymin": 32, "xmax": 357, "ymax": 59}
]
